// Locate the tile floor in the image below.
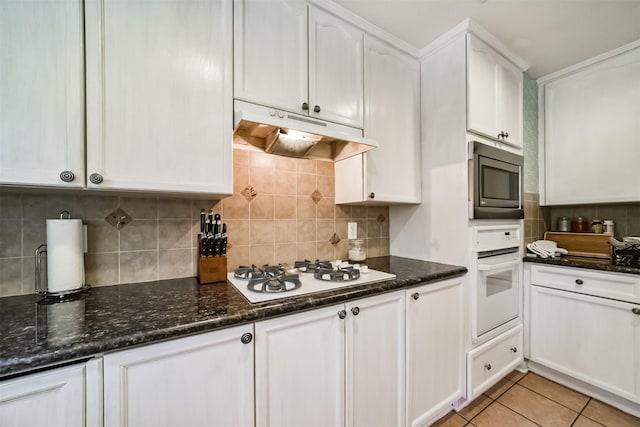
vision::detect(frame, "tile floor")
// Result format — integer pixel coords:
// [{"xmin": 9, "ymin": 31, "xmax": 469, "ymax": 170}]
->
[{"xmin": 432, "ymin": 371, "xmax": 640, "ymax": 427}]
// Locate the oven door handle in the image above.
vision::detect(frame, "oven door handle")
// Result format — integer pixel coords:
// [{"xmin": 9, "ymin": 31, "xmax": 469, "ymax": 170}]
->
[{"xmin": 477, "ymin": 259, "xmax": 521, "ymax": 271}]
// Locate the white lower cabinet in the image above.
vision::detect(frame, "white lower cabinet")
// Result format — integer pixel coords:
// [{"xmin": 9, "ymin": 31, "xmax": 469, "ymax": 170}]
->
[
  {"xmin": 255, "ymin": 291, "xmax": 405, "ymax": 427},
  {"xmin": 103, "ymin": 325, "xmax": 255, "ymax": 427},
  {"xmin": 467, "ymin": 324, "xmax": 523, "ymax": 400},
  {"xmin": 530, "ymin": 284, "xmax": 640, "ymax": 403},
  {"xmin": 0, "ymin": 364, "xmax": 86, "ymax": 427},
  {"xmin": 406, "ymin": 278, "xmax": 464, "ymax": 427}
]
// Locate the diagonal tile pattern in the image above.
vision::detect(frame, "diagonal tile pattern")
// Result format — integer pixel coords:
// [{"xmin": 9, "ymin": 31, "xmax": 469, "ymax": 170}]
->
[{"xmin": 434, "ymin": 371, "xmax": 640, "ymax": 427}]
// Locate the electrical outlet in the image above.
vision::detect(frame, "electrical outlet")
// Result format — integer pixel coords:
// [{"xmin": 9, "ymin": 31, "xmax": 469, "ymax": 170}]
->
[{"xmin": 348, "ymin": 222, "xmax": 357, "ymax": 239}]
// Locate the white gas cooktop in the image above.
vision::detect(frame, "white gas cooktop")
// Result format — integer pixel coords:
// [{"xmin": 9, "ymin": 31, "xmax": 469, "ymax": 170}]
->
[{"xmin": 227, "ymin": 264, "xmax": 396, "ymax": 304}]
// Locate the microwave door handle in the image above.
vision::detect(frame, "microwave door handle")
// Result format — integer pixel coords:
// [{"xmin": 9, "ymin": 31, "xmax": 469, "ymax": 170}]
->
[{"xmin": 477, "ymin": 259, "xmax": 521, "ymax": 271}]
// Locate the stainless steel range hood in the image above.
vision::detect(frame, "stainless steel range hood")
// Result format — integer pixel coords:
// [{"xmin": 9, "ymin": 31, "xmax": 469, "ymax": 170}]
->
[{"xmin": 233, "ymin": 100, "xmax": 378, "ymax": 161}]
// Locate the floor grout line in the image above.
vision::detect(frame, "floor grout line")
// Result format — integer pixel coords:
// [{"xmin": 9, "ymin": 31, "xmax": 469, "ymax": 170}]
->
[
  {"xmin": 515, "ymin": 381, "xmax": 586, "ymax": 415},
  {"xmin": 493, "ymin": 400, "xmax": 543, "ymax": 426}
]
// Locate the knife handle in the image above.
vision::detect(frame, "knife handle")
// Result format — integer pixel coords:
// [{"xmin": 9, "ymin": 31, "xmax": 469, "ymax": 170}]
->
[
  {"xmin": 221, "ymin": 224, "xmax": 227, "ymax": 256},
  {"xmin": 200, "ymin": 209, "xmax": 206, "ymax": 234}
]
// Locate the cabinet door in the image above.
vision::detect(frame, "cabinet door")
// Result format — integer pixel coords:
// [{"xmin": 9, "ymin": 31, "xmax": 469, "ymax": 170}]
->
[
  {"xmin": 499, "ymin": 57, "xmax": 523, "ymax": 148},
  {"xmin": 363, "ymin": 36, "xmax": 421, "ymax": 203},
  {"xmin": 467, "ymin": 34, "xmax": 500, "ymax": 141},
  {"xmin": 530, "ymin": 285, "xmax": 640, "ymax": 403},
  {"xmin": 346, "ymin": 291, "xmax": 405, "ymax": 427},
  {"xmin": 0, "ymin": 364, "xmax": 84, "ymax": 427},
  {"xmin": 309, "ymin": 6, "xmax": 364, "ymax": 128},
  {"xmin": 255, "ymin": 304, "xmax": 345, "ymax": 427},
  {"xmin": 85, "ymin": 0, "xmax": 232, "ymax": 195},
  {"xmin": 406, "ymin": 278, "xmax": 465, "ymax": 427},
  {"xmin": 103, "ymin": 326, "xmax": 255, "ymax": 427},
  {"xmin": 543, "ymin": 47, "xmax": 640, "ymax": 204},
  {"xmin": 0, "ymin": 0, "xmax": 84, "ymax": 188},
  {"xmin": 234, "ymin": 0, "xmax": 308, "ymax": 114}
]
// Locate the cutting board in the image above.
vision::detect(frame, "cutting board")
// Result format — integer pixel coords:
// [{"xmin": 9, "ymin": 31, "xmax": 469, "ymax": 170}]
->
[{"xmin": 543, "ymin": 232, "xmax": 612, "ymax": 259}]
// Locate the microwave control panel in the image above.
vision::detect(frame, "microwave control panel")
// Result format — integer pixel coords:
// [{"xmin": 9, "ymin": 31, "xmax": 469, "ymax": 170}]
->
[{"xmin": 473, "ymin": 225, "xmax": 521, "ymax": 252}]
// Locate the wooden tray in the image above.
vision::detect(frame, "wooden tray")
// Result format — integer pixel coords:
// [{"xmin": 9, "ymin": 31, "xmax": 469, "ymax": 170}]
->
[{"xmin": 543, "ymin": 232, "xmax": 612, "ymax": 259}]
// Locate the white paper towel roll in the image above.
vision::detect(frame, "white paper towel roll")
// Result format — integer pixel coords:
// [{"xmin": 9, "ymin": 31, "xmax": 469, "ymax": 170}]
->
[{"xmin": 46, "ymin": 219, "xmax": 85, "ymax": 292}]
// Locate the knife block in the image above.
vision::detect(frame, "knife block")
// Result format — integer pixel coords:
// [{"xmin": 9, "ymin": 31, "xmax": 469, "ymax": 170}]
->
[{"xmin": 198, "ymin": 256, "xmax": 227, "ymax": 284}]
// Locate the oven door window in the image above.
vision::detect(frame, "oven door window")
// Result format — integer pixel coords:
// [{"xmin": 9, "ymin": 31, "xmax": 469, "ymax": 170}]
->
[
  {"xmin": 476, "ymin": 254, "xmax": 521, "ymax": 337},
  {"xmin": 478, "ymin": 156, "xmax": 520, "ymax": 208}
]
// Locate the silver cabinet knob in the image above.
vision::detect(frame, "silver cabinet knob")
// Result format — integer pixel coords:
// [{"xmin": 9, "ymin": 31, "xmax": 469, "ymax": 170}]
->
[
  {"xmin": 302, "ymin": 102, "xmax": 309, "ymax": 111},
  {"xmin": 313, "ymin": 105, "xmax": 321, "ymax": 113},
  {"xmin": 89, "ymin": 173, "xmax": 104, "ymax": 184},
  {"xmin": 510, "ymin": 346, "xmax": 518, "ymax": 353},
  {"xmin": 575, "ymin": 279, "xmax": 584, "ymax": 285},
  {"xmin": 412, "ymin": 293, "xmax": 419, "ymax": 300},
  {"xmin": 338, "ymin": 310, "xmax": 347, "ymax": 319},
  {"xmin": 484, "ymin": 363, "xmax": 492, "ymax": 371},
  {"xmin": 59, "ymin": 171, "xmax": 75, "ymax": 182},
  {"xmin": 369, "ymin": 192, "xmax": 375, "ymax": 199},
  {"xmin": 503, "ymin": 132, "xmax": 509, "ymax": 138},
  {"xmin": 351, "ymin": 307, "xmax": 360, "ymax": 316},
  {"xmin": 240, "ymin": 332, "xmax": 252, "ymax": 344},
  {"xmin": 632, "ymin": 308, "xmax": 640, "ymax": 315}
]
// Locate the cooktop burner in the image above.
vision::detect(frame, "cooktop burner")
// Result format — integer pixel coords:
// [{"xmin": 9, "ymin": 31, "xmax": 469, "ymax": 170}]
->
[
  {"xmin": 314, "ymin": 266, "xmax": 361, "ymax": 282},
  {"xmin": 234, "ymin": 265, "xmax": 301, "ymax": 294},
  {"xmin": 293, "ymin": 259, "xmax": 332, "ymax": 273},
  {"xmin": 234, "ymin": 264, "xmax": 284, "ymax": 280}
]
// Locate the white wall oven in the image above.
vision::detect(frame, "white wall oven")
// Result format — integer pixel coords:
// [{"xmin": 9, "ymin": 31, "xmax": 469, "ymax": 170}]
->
[{"xmin": 470, "ymin": 225, "xmax": 522, "ymax": 344}]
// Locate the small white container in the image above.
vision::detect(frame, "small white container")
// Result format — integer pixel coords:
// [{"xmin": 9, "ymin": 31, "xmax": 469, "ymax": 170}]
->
[
  {"xmin": 348, "ymin": 239, "xmax": 366, "ymax": 262},
  {"xmin": 603, "ymin": 220, "xmax": 615, "ymax": 235}
]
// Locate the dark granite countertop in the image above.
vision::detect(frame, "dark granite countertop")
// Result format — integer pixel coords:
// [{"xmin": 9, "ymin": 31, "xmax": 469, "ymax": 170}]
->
[
  {"xmin": 0, "ymin": 256, "xmax": 466, "ymax": 379},
  {"xmin": 524, "ymin": 255, "xmax": 640, "ymax": 275}
]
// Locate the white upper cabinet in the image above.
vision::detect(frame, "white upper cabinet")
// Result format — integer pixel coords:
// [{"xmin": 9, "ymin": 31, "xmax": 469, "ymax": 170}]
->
[
  {"xmin": 309, "ymin": 6, "xmax": 364, "ymax": 128},
  {"xmin": 0, "ymin": 0, "xmax": 85, "ymax": 188},
  {"xmin": 541, "ymin": 44, "xmax": 640, "ymax": 205},
  {"xmin": 233, "ymin": 0, "xmax": 308, "ymax": 114},
  {"xmin": 335, "ymin": 36, "xmax": 420, "ymax": 204},
  {"xmin": 467, "ymin": 34, "xmax": 523, "ymax": 148},
  {"xmin": 85, "ymin": 0, "xmax": 233, "ymax": 195},
  {"xmin": 234, "ymin": 0, "xmax": 364, "ymax": 128}
]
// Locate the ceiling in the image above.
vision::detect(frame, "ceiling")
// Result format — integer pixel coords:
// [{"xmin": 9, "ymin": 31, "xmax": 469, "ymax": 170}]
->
[{"xmin": 332, "ymin": 0, "xmax": 640, "ymax": 78}]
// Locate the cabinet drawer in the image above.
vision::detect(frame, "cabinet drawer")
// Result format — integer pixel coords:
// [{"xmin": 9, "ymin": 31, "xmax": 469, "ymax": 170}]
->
[
  {"xmin": 531, "ymin": 265, "xmax": 640, "ymax": 303},
  {"xmin": 467, "ymin": 324, "xmax": 523, "ymax": 400}
]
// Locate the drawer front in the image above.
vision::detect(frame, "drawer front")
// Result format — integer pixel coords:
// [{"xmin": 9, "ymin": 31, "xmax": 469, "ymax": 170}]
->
[
  {"xmin": 531, "ymin": 265, "xmax": 640, "ymax": 303},
  {"xmin": 467, "ymin": 324, "xmax": 523, "ymax": 399}
]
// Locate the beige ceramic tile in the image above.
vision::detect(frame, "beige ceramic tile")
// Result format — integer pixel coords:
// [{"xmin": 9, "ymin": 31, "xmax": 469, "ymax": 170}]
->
[
  {"xmin": 85, "ymin": 253, "xmax": 119, "ymax": 287},
  {"xmin": 225, "ymin": 219, "xmax": 250, "ymax": 246},
  {"xmin": 458, "ymin": 394, "xmax": 492, "ymax": 421},
  {"xmin": 484, "ymin": 378, "xmax": 515, "ymax": 400},
  {"xmin": 250, "ymin": 167, "xmax": 275, "ymax": 195},
  {"xmin": 316, "ymin": 241, "xmax": 335, "ymax": 261},
  {"xmin": 233, "ymin": 166, "xmax": 250, "ymax": 194},
  {"xmin": 317, "ymin": 219, "xmax": 335, "ymax": 242},
  {"xmin": 431, "ymin": 411, "xmax": 468, "ymax": 427},
  {"xmin": 471, "ymin": 402, "xmax": 537, "ymax": 427},
  {"xmin": 250, "ymin": 244, "xmax": 275, "ymax": 267},
  {"xmin": 250, "ymin": 220, "xmax": 275, "ymax": 245},
  {"xmin": 336, "ymin": 220, "xmax": 349, "ymax": 240},
  {"xmin": 367, "ymin": 219, "xmax": 381, "ymax": 238},
  {"xmin": 275, "ymin": 220, "xmax": 297, "ymax": 243},
  {"xmin": 297, "ymin": 173, "xmax": 316, "ymax": 196},
  {"xmin": 336, "ymin": 204, "xmax": 351, "ymax": 219},
  {"xmin": 524, "ymin": 219, "xmax": 534, "ymax": 239},
  {"xmin": 157, "ymin": 198, "xmax": 191, "ymax": 219},
  {"xmin": 274, "ymin": 171, "xmax": 297, "ymax": 195},
  {"xmin": 120, "ymin": 197, "xmax": 158, "ymax": 219},
  {"xmin": 317, "ymin": 160, "xmax": 333, "ymax": 176},
  {"xmin": 274, "ymin": 155, "xmax": 297, "ymax": 172},
  {"xmin": 497, "ymin": 384, "xmax": 578, "ymax": 426},
  {"xmin": 250, "ymin": 195, "xmax": 274, "ymax": 219},
  {"xmin": 0, "ymin": 258, "xmax": 22, "ymax": 297},
  {"xmin": 296, "ymin": 241, "xmax": 316, "ymax": 261},
  {"xmin": 335, "ymin": 239, "xmax": 349, "ymax": 260},
  {"xmin": 45, "ymin": 194, "xmax": 79, "ymax": 219},
  {"xmin": 355, "ymin": 220, "xmax": 368, "ymax": 239},
  {"xmin": 317, "ymin": 197, "xmax": 335, "ymax": 218},
  {"xmin": 524, "ymin": 201, "xmax": 534, "ymax": 219},
  {"xmin": 120, "ymin": 251, "xmax": 157, "ymax": 283},
  {"xmin": 317, "ymin": 175, "xmax": 334, "ymax": 197},
  {"xmin": 572, "ymin": 415, "xmax": 604, "ymax": 427},
  {"xmin": 380, "ymin": 219, "xmax": 390, "ymax": 238},
  {"xmin": 159, "ymin": 249, "xmax": 192, "ymax": 280},
  {"xmin": 22, "ymin": 219, "xmax": 45, "ymax": 256},
  {"xmin": 275, "ymin": 243, "xmax": 297, "ymax": 265},
  {"xmin": 158, "ymin": 219, "xmax": 192, "ymax": 250},
  {"xmin": 21, "ymin": 257, "xmax": 35, "ymax": 294},
  {"xmin": 505, "ymin": 370, "xmax": 526, "ymax": 383},
  {"xmin": 367, "ymin": 238, "xmax": 383, "ymax": 257},
  {"xmin": 120, "ymin": 220, "xmax": 158, "ymax": 251},
  {"xmin": 226, "ymin": 245, "xmax": 250, "ymax": 271},
  {"xmin": 274, "ymin": 196, "xmax": 296, "ymax": 219},
  {"xmin": 233, "ymin": 148, "xmax": 250, "ymax": 166},
  {"xmin": 250, "ymin": 151, "xmax": 275, "ymax": 169},
  {"xmin": 85, "ymin": 219, "xmax": 119, "ymax": 253},
  {"xmin": 222, "ymin": 195, "xmax": 250, "ymax": 219},
  {"xmin": 582, "ymin": 399, "xmax": 640, "ymax": 427},
  {"xmin": 0, "ymin": 194, "xmax": 22, "ymax": 218},
  {"xmin": 297, "ymin": 196, "xmax": 317, "ymax": 218},
  {"xmin": 352, "ymin": 206, "xmax": 368, "ymax": 219},
  {"xmin": 379, "ymin": 238, "xmax": 390, "ymax": 256},
  {"xmin": 297, "ymin": 158, "xmax": 316, "ymax": 174},
  {"xmin": 518, "ymin": 372, "xmax": 589, "ymax": 412},
  {"xmin": 0, "ymin": 219, "xmax": 22, "ymax": 257},
  {"xmin": 297, "ymin": 219, "xmax": 317, "ymax": 242}
]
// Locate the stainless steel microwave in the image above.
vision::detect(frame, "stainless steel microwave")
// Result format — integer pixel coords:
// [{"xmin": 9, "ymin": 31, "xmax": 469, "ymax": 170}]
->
[{"xmin": 469, "ymin": 141, "xmax": 524, "ymax": 219}]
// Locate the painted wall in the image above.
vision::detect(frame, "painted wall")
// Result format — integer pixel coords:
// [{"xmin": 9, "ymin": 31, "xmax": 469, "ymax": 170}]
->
[{"xmin": 523, "ymin": 74, "xmax": 539, "ymax": 194}]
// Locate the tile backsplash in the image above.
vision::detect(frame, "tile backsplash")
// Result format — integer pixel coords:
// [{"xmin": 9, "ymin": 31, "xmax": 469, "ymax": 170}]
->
[
  {"xmin": 524, "ymin": 192, "xmax": 545, "ymax": 246},
  {"xmin": 0, "ymin": 149, "xmax": 390, "ymax": 297},
  {"xmin": 543, "ymin": 202, "xmax": 640, "ymax": 238}
]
